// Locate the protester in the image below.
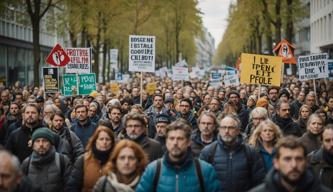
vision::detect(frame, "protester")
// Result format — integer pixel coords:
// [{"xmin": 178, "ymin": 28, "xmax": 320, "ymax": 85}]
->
[
  {"xmin": 136, "ymin": 119, "xmax": 220, "ymax": 192},
  {"xmin": 290, "ymin": 91, "xmax": 306, "ymax": 120},
  {"xmin": 200, "ymin": 114, "xmax": 265, "ymax": 192},
  {"xmin": 244, "ymin": 107, "xmax": 269, "ymax": 139},
  {"xmin": 154, "ymin": 114, "xmax": 170, "ymax": 152},
  {"xmin": 102, "ymin": 105, "xmax": 124, "ymax": 136},
  {"xmin": 227, "ymin": 91, "xmax": 249, "ymax": 131},
  {"xmin": 93, "ymin": 140, "xmax": 148, "ymax": 191},
  {"xmin": 175, "ymin": 98, "xmax": 198, "ymax": 129},
  {"xmin": 67, "ymin": 126, "xmax": 115, "ymax": 192},
  {"xmin": 296, "ymin": 104, "xmax": 312, "ymax": 134},
  {"xmin": 248, "ymin": 119, "xmax": 283, "ymax": 172},
  {"xmin": 249, "ymin": 136, "xmax": 331, "ymax": 192},
  {"xmin": 308, "ymin": 124, "xmax": 333, "ymax": 190},
  {"xmin": 21, "ymin": 127, "xmax": 71, "ymax": 192}
]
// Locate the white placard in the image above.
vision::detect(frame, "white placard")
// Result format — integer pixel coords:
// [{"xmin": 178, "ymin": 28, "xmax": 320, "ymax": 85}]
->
[
  {"xmin": 224, "ymin": 74, "xmax": 240, "ymax": 87},
  {"xmin": 298, "ymin": 53, "xmax": 329, "ymax": 81},
  {"xmin": 129, "ymin": 35, "xmax": 155, "ymax": 72},
  {"xmin": 65, "ymin": 48, "xmax": 91, "ymax": 74},
  {"xmin": 172, "ymin": 66, "xmax": 189, "ymax": 81}
]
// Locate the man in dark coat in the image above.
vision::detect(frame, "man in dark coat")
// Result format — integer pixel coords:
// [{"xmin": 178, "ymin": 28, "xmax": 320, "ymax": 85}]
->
[
  {"xmin": 249, "ymin": 136, "xmax": 331, "ymax": 192},
  {"xmin": 227, "ymin": 91, "xmax": 249, "ymax": 132}
]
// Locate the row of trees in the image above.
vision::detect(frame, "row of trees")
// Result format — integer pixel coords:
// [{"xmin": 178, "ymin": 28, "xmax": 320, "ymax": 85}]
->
[
  {"xmin": 213, "ymin": 0, "xmax": 307, "ymax": 66},
  {"xmin": 1, "ymin": 0, "xmax": 203, "ymax": 85}
]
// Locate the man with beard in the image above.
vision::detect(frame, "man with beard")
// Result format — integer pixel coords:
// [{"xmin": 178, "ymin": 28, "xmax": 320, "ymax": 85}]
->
[
  {"xmin": 0, "ymin": 150, "xmax": 40, "ymax": 192},
  {"xmin": 21, "ymin": 128, "xmax": 71, "ymax": 192},
  {"xmin": 154, "ymin": 114, "xmax": 170, "ymax": 152},
  {"xmin": 136, "ymin": 119, "xmax": 220, "ymax": 192},
  {"xmin": 272, "ymin": 101, "xmax": 302, "ymax": 137},
  {"xmin": 71, "ymin": 105, "xmax": 97, "ymax": 147},
  {"xmin": 124, "ymin": 112, "xmax": 163, "ymax": 162},
  {"xmin": 268, "ymin": 87, "xmax": 280, "ymax": 108},
  {"xmin": 227, "ymin": 91, "xmax": 249, "ymax": 131},
  {"xmin": 103, "ymin": 105, "xmax": 123, "ymax": 136},
  {"xmin": 176, "ymin": 98, "xmax": 197, "ymax": 129},
  {"xmin": 50, "ymin": 111, "xmax": 84, "ymax": 163},
  {"xmin": 6, "ymin": 104, "xmax": 43, "ymax": 162},
  {"xmin": 191, "ymin": 111, "xmax": 217, "ymax": 157},
  {"xmin": 290, "ymin": 91, "xmax": 306, "ymax": 120},
  {"xmin": 308, "ymin": 124, "xmax": 333, "ymax": 190},
  {"xmin": 200, "ymin": 114, "xmax": 265, "ymax": 192},
  {"xmin": 145, "ymin": 94, "xmax": 171, "ymax": 138},
  {"xmin": 249, "ymin": 136, "xmax": 331, "ymax": 192},
  {"xmin": 0, "ymin": 102, "xmax": 21, "ymax": 145}
]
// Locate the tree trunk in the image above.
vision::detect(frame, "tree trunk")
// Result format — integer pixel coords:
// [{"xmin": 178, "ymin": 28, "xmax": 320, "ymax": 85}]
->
[
  {"xmin": 69, "ymin": 31, "xmax": 77, "ymax": 47},
  {"xmin": 274, "ymin": 0, "xmax": 282, "ymax": 43},
  {"xmin": 32, "ymin": 20, "xmax": 41, "ymax": 87},
  {"xmin": 102, "ymin": 42, "xmax": 107, "ymax": 83},
  {"xmin": 261, "ymin": 0, "xmax": 273, "ymax": 54},
  {"xmin": 286, "ymin": 0, "xmax": 293, "ymax": 42}
]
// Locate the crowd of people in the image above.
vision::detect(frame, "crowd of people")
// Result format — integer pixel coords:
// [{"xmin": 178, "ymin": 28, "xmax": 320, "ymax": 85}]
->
[{"xmin": 0, "ymin": 74, "xmax": 333, "ymax": 192}]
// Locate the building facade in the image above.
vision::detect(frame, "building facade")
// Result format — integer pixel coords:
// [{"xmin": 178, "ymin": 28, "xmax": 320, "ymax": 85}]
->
[{"xmin": 195, "ymin": 27, "xmax": 215, "ymax": 68}]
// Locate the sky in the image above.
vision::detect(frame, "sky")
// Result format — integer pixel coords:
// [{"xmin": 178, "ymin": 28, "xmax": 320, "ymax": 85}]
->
[{"xmin": 198, "ymin": 0, "xmax": 232, "ymax": 48}]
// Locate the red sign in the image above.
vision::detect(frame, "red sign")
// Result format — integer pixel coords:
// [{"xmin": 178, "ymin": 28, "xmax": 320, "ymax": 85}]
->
[
  {"xmin": 46, "ymin": 44, "xmax": 70, "ymax": 67},
  {"xmin": 273, "ymin": 39, "xmax": 297, "ymax": 64}
]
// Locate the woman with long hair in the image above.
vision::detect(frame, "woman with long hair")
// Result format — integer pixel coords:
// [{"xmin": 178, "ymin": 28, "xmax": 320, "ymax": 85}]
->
[
  {"xmin": 93, "ymin": 140, "xmax": 148, "ymax": 192},
  {"xmin": 296, "ymin": 104, "xmax": 312, "ymax": 134},
  {"xmin": 67, "ymin": 126, "xmax": 116, "ymax": 192},
  {"xmin": 248, "ymin": 119, "xmax": 283, "ymax": 172}
]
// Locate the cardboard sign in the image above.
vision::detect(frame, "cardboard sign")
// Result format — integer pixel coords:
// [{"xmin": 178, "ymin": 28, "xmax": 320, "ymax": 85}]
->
[
  {"xmin": 63, "ymin": 74, "xmax": 78, "ymax": 96},
  {"xmin": 78, "ymin": 73, "xmax": 96, "ymax": 95},
  {"xmin": 224, "ymin": 74, "xmax": 240, "ymax": 87},
  {"xmin": 211, "ymin": 71, "xmax": 222, "ymax": 81},
  {"xmin": 297, "ymin": 53, "xmax": 329, "ymax": 81},
  {"xmin": 129, "ymin": 35, "xmax": 155, "ymax": 72},
  {"xmin": 65, "ymin": 48, "xmax": 91, "ymax": 74},
  {"xmin": 172, "ymin": 66, "xmax": 189, "ymax": 81},
  {"xmin": 240, "ymin": 53, "xmax": 282, "ymax": 86},
  {"xmin": 46, "ymin": 44, "xmax": 70, "ymax": 67},
  {"xmin": 110, "ymin": 82, "xmax": 120, "ymax": 94},
  {"xmin": 43, "ymin": 67, "xmax": 59, "ymax": 94},
  {"xmin": 328, "ymin": 59, "xmax": 333, "ymax": 80},
  {"xmin": 146, "ymin": 82, "xmax": 157, "ymax": 95}
]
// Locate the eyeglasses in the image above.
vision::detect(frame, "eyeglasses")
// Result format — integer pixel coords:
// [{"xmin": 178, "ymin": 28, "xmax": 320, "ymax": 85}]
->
[
  {"xmin": 220, "ymin": 126, "xmax": 237, "ymax": 130},
  {"xmin": 252, "ymin": 117, "xmax": 266, "ymax": 121}
]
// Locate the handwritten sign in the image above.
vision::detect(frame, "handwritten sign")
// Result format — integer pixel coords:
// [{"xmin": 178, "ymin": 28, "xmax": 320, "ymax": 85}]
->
[
  {"xmin": 129, "ymin": 35, "xmax": 155, "ymax": 72},
  {"xmin": 65, "ymin": 48, "xmax": 91, "ymax": 73},
  {"xmin": 78, "ymin": 73, "xmax": 96, "ymax": 95},
  {"xmin": 298, "ymin": 53, "xmax": 329, "ymax": 81},
  {"xmin": 43, "ymin": 67, "xmax": 59, "ymax": 94},
  {"xmin": 63, "ymin": 74, "xmax": 78, "ymax": 96}
]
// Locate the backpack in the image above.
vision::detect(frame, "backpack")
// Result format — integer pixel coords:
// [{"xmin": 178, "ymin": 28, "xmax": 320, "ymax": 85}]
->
[
  {"xmin": 152, "ymin": 158, "xmax": 205, "ymax": 192},
  {"xmin": 24, "ymin": 152, "xmax": 66, "ymax": 176}
]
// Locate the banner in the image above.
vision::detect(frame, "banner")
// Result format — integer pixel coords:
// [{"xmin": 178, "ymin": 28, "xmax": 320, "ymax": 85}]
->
[
  {"xmin": 43, "ymin": 67, "xmax": 59, "ymax": 94},
  {"xmin": 328, "ymin": 59, "xmax": 333, "ymax": 80},
  {"xmin": 65, "ymin": 48, "xmax": 91, "ymax": 74},
  {"xmin": 110, "ymin": 82, "xmax": 120, "ymax": 94},
  {"xmin": 172, "ymin": 66, "xmax": 189, "ymax": 81},
  {"xmin": 78, "ymin": 73, "xmax": 96, "ymax": 95},
  {"xmin": 146, "ymin": 82, "xmax": 157, "ymax": 95},
  {"xmin": 63, "ymin": 74, "xmax": 78, "ymax": 96},
  {"xmin": 110, "ymin": 49, "xmax": 118, "ymax": 71},
  {"xmin": 240, "ymin": 53, "xmax": 282, "ymax": 86},
  {"xmin": 224, "ymin": 74, "xmax": 240, "ymax": 87},
  {"xmin": 297, "ymin": 53, "xmax": 329, "ymax": 81},
  {"xmin": 129, "ymin": 35, "xmax": 155, "ymax": 72}
]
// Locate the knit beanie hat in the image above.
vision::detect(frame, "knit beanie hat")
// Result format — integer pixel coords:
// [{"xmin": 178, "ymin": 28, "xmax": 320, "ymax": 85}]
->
[
  {"xmin": 256, "ymin": 98, "xmax": 269, "ymax": 108},
  {"xmin": 32, "ymin": 127, "xmax": 54, "ymax": 145}
]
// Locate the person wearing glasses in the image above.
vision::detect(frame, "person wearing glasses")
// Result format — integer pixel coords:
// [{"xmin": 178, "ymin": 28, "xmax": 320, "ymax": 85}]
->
[
  {"xmin": 175, "ymin": 98, "xmax": 197, "ymax": 129},
  {"xmin": 200, "ymin": 115, "xmax": 265, "ymax": 192}
]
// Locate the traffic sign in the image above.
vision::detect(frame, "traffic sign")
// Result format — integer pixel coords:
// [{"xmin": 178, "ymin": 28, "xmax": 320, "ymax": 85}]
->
[{"xmin": 46, "ymin": 44, "xmax": 70, "ymax": 67}]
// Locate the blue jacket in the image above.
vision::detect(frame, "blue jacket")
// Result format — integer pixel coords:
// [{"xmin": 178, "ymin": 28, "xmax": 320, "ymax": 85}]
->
[
  {"xmin": 200, "ymin": 136, "xmax": 265, "ymax": 192},
  {"xmin": 136, "ymin": 152, "xmax": 220, "ymax": 192},
  {"xmin": 71, "ymin": 119, "xmax": 96, "ymax": 147}
]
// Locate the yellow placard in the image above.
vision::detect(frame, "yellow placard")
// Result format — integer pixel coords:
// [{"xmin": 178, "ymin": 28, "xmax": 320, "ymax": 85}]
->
[
  {"xmin": 240, "ymin": 53, "xmax": 282, "ymax": 87},
  {"xmin": 110, "ymin": 82, "xmax": 120, "ymax": 94},
  {"xmin": 146, "ymin": 82, "xmax": 157, "ymax": 95}
]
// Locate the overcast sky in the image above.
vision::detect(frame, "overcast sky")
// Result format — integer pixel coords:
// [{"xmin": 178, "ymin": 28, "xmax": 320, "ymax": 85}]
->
[{"xmin": 198, "ymin": 0, "xmax": 232, "ymax": 48}]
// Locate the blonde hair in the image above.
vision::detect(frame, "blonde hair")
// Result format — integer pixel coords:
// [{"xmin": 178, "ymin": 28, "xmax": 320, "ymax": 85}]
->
[{"xmin": 248, "ymin": 119, "xmax": 283, "ymax": 147}]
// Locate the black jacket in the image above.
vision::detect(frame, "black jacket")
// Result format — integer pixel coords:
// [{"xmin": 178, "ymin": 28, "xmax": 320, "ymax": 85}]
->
[
  {"xmin": 272, "ymin": 115, "xmax": 302, "ymax": 137},
  {"xmin": 249, "ymin": 168, "xmax": 332, "ymax": 192},
  {"xmin": 191, "ymin": 130, "xmax": 216, "ymax": 157}
]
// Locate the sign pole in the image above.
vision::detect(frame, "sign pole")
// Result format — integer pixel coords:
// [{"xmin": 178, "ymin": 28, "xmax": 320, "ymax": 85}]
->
[
  {"xmin": 140, "ymin": 72, "xmax": 143, "ymax": 106},
  {"xmin": 313, "ymin": 79, "xmax": 318, "ymax": 106},
  {"xmin": 258, "ymin": 84, "xmax": 261, "ymax": 100}
]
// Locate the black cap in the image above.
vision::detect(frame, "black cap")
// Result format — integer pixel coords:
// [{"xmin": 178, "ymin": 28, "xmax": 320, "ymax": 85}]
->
[
  {"xmin": 36, "ymin": 96, "xmax": 44, "ymax": 103},
  {"xmin": 155, "ymin": 114, "xmax": 170, "ymax": 124}
]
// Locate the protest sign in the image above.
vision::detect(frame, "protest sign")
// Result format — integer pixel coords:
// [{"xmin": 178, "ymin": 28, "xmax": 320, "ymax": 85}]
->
[
  {"xmin": 65, "ymin": 48, "xmax": 91, "ymax": 74},
  {"xmin": 63, "ymin": 74, "xmax": 78, "ymax": 96},
  {"xmin": 129, "ymin": 35, "xmax": 155, "ymax": 72},
  {"xmin": 210, "ymin": 71, "xmax": 222, "ymax": 81},
  {"xmin": 240, "ymin": 53, "xmax": 282, "ymax": 86},
  {"xmin": 110, "ymin": 82, "xmax": 120, "ymax": 94},
  {"xmin": 172, "ymin": 66, "xmax": 189, "ymax": 81},
  {"xmin": 78, "ymin": 73, "xmax": 96, "ymax": 95},
  {"xmin": 110, "ymin": 49, "xmax": 118, "ymax": 71},
  {"xmin": 328, "ymin": 59, "xmax": 333, "ymax": 80},
  {"xmin": 297, "ymin": 53, "xmax": 328, "ymax": 81},
  {"xmin": 146, "ymin": 82, "xmax": 157, "ymax": 95},
  {"xmin": 224, "ymin": 74, "xmax": 240, "ymax": 87},
  {"xmin": 43, "ymin": 67, "xmax": 59, "ymax": 94}
]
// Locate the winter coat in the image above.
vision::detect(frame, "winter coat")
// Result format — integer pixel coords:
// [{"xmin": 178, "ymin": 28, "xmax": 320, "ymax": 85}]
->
[
  {"xmin": 236, "ymin": 104, "xmax": 250, "ymax": 132},
  {"xmin": 199, "ymin": 136, "xmax": 266, "ymax": 192},
  {"xmin": 71, "ymin": 119, "xmax": 97, "ymax": 147},
  {"xmin": 175, "ymin": 112, "xmax": 198, "ymax": 130},
  {"xmin": 93, "ymin": 172, "xmax": 137, "ymax": 192},
  {"xmin": 290, "ymin": 100, "xmax": 303, "ymax": 120},
  {"xmin": 6, "ymin": 123, "xmax": 42, "ymax": 162},
  {"xmin": 191, "ymin": 130, "xmax": 216, "ymax": 157},
  {"xmin": 145, "ymin": 106, "xmax": 172, "ymax": 138},
  {"xmin": 21, "ymin": 148, "xmax": 71, "ymax": 192},
  {"xmin": 296, "ymin": 118, "xmax": 308, "ymax": 135},
  {"xmin": 308, "ymin": 148, "xmax": 333, "ymax": 190},
  {"xmin": 248, "ymin": 168, "xmax": 332, "ymax": 192},
  {"xmin": 299, "ymin": 132, "xmax": 322, "ymax": 154},
  {"xmin": 272, "ymin": 115, "xmax": 302, "ymax": 137},
  {"xmin": 136, "ymin": 152, "xmax": 220, "ymax": 192},
  {"xmin": 13, "ymin": 176, "xmax": 43, "ymax": 192},
  {"xmin": 56, "ymin": 127, "xmax": 84, "ymax": 163}
]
